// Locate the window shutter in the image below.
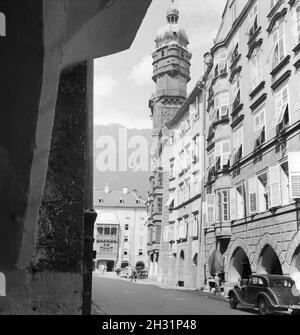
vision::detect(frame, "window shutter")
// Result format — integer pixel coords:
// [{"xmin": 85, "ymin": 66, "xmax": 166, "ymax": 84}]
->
[
  {"xmin": 248, "ymin": 176, "xmax": 258, "ymax": 214},
  {"xmin": 207, "ymin": 194, "xmax": 215, "ymax": 226},
  {"xmin": 202, "ymin": 202, "xmax": 208, "ymax": 229},
  {"xmin": 269, "ymin": 165, "xmax": 282, "ymax": 207},
  {"xmin": 288, "ymin": 152, "xmax": 300, "ymax": 199},
  {"xmin": 230, "ymin": 189, "xmax": 237, "ymax": 221}
]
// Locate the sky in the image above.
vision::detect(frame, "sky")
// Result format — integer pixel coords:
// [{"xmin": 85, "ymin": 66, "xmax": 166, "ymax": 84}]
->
[{"xmin": 93, "ymin": 0, "xmax": 227, "ymax": 129}]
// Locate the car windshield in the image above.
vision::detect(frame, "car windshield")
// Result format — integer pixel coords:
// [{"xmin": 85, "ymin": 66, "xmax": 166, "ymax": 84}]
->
[{"xmin": 270, "ymin": 279, "xmax": 293, "ymax": 288}]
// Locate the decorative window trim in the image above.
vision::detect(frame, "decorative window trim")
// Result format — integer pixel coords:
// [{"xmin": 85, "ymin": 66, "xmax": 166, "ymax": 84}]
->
[
  {"xmin": 270, "ymin": 55, "xmax": 290, "ymax": 77},
  {"xmin": 271, "ymin": 70, "xmax": 291, "ymax": 90},
  {"xmin": 229, "ymin": 66, "xmax": 242, "ymax": 83},
  {"xmin": 267, "ymin": 0, "xmax": 284, "ymax": 19},
  {"xmin": 230, "ymin": 53, "xmax": 241, "ymax": 70},
  {"xmin": 247, "ymin": 38, "xmax": 263, "ymax": 59},
  {"xmin": 266, "ymin": 7, "xmax": 287, "ymax": 33},
  {"xmin": 248, "ymin": 27, "xmax": 262, "ymax": 46}
]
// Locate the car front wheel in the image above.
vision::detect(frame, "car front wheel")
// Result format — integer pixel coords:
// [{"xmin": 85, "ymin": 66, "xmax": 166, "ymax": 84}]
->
[{"xmin": 229, "ymin": 293, "xmax": 238, "ymax": 309}]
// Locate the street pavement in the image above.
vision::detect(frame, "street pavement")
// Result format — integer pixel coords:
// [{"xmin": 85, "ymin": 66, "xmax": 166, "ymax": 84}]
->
[{"xmin": 92, "ymin": 272, "xmax": 254, "ymax": 315}]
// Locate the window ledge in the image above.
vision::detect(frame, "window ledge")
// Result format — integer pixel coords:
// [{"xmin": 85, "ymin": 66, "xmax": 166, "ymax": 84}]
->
[
  {"xmin": 292, "ymin": 42, "xmax": 300, "ymax": 54},
  {"xmin": 271, "ymin": 70, "xmax": 292, "ymax": 91},
  {"xmin": 294, "ymin": 58, "xmax": 300, "ymax": 69},
  {"xmin": 270, "ymin": 55, "xmax": 290, "ymax": 77},
  {"xmin": 267, "ymin": 0, "xmax": 284, "ymax": 20},
  {"xmin": 231, "ymin": 114, "xmax": 245, "ymax": 129},
  {"xmin": 212, "ymin": 117, "xmax": 230, "ymax": 128},
  {"xmin": 249, "ymin": 81, "xmax": 265, "ymax": 99},
  {"xmin": 250, "ymin": 93, "xmax": 267, "ymax": 111}
]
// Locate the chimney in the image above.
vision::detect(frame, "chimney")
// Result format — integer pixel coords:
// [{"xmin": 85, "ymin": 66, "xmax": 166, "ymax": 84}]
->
[
  {"xmin": 133, "ymin": 189, "xmax": 138, "ymax": 196},
  {"xmin": 104, "ymin": 183, "xmax": 110, "ymax": 194},
  {"xmin": 122, "ymin": 186, "xmax": 129, "ymax": 194}
]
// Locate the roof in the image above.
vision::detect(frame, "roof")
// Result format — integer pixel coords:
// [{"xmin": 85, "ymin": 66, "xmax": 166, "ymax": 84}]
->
[
  {"xmin": 94, "ymin": 189, "xmax": 146, "ymax": 208},
  {"xmin": 95, "ymin": 211, "xmax": 119, "ymax": 225},
  {"xmin": 252, "ymin": 274, "xmax": 293, "ymax": 281}
]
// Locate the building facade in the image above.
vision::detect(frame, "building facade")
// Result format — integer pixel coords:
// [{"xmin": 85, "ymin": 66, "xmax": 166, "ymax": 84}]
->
[
  {"xmin": 94, "ymin": 185, "xmax": 148, "ymax": 272},
  {"xmin": 148, "ymin": 0, "xmax": 300, "ymax": 291},
  {"xmin": 202, "ymin": 0, "xmax": 300, "ymax": 292}
]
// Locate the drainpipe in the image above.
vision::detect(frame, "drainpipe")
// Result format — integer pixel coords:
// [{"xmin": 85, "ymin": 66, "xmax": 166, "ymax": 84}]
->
[{"xmin": 82, "ymin": 60, "xmax": 97, "ymax": 315}]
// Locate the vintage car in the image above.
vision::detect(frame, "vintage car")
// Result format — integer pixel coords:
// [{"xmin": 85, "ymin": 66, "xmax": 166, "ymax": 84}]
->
[{"xmin": 228, "ymin": 274, "xmax": 300, "ymax": 315}]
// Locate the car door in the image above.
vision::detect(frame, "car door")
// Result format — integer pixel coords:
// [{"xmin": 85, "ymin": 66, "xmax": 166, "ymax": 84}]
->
[{"xmin": 244, "ymin": 277, "xmax": 261, "ymax": 305}]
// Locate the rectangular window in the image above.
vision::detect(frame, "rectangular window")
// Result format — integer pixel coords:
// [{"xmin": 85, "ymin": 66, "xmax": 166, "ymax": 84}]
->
[
  {"xmin": 250, "ymin": 50, "xmax": 262, "ymax": 90},
  {"xmin": 125, "ymin": 224, "xmax": 129, "ymax": 230},
  {"xmin": 219, "ymin": 52, "xmax": 228, "ymax": 72},
  {"xmin": 248, "ymin": 3, "xmax": 258, "ymax": 38},
  {"xmin": 208, "ymin": 151, "xmax": 215, "ymax": 168},
  {"xmin": 231, "ymin": 0, "xmax": 237, "ymax": 23},
  {"xmin": 272, "ymin": 84, "xmax": 289, "ymax": 129},
  {"xmin": 207, "ymin": 194, "xmax": 215, "ymax": 226},
  {"xmin": 232, "ymin": 127, "xmax": 243, "ymax": 163},
  {"xmin": 272, "ymin": 21, "xmax": 285, "ymax": 69},
  {"xmin": 257, "ymin": 172, "xmax": 269, "ymax": 213}
]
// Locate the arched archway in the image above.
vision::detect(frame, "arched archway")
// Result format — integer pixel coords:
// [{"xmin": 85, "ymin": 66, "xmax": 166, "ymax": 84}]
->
[
  {"xmin": 290, "ymin": 245, "xmax": 300, "ymax": 276},
  {"xmin": 0, "ymin": 272, "xmax": 5, "ymax": 296},
  {"xmin": 228, "ymin": 247, "xmax": 252, "ymax": 283},
  {"xmin": 178, "ymin": 250, "xmax": 185, "ymax": 283},
  {"xmin": 257, "ymin": 244, "xmax": 283, "ymax": 275},
  {"xmin": 136, "ymin": 261, "xmax": 145, "ymax": 270}
]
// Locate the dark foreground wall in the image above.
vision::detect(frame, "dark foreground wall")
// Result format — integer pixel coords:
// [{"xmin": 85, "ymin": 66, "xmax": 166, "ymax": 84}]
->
[{"xmin": 1, "ymin": 62, "xmax": 90, "ymax": 315}]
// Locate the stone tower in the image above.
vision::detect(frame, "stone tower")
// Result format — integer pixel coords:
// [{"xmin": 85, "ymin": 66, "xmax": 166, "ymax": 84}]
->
[{"xmin": 149, "ymin": 0, "xmax": 191, "ymax": 132}]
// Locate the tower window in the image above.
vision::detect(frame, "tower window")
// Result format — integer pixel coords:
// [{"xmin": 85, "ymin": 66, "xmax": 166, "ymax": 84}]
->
[{"xmin": 162, "ymin": 51, "xmax": 165, "ymax": 57}]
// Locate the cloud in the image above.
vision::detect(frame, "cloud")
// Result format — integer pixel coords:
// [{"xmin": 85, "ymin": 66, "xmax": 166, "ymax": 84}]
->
[
  {"xmin": 128, "ymin": 55, "xmax": 153, "ymax": 87},
  {"xmin": 94, "ymin": 72, "xmax": 119, "ymax": 99}
]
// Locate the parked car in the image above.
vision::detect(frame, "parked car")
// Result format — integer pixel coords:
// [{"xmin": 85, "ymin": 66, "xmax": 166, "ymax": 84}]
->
[{"xmin": 228, "ymin": 274, "xmax": 300, "ymax": 315}]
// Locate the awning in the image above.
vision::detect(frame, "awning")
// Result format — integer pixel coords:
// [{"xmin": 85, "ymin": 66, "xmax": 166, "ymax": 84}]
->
[
  {"xmin": 254, "ymin": 125, "xmax": 264, "ymax": 141},
  {"xmin": 207, "ymin": 250, "xmax": 224, "ymax": 276},
  {"xmin": 273, "ymin": 103, "xmax": 288, "ymax": 128}
]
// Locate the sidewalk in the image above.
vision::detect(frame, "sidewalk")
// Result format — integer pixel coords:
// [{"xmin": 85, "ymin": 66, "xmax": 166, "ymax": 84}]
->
[{"xmin": 93, "ymin": 271, "xmax": 227, "ymax": 303}]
